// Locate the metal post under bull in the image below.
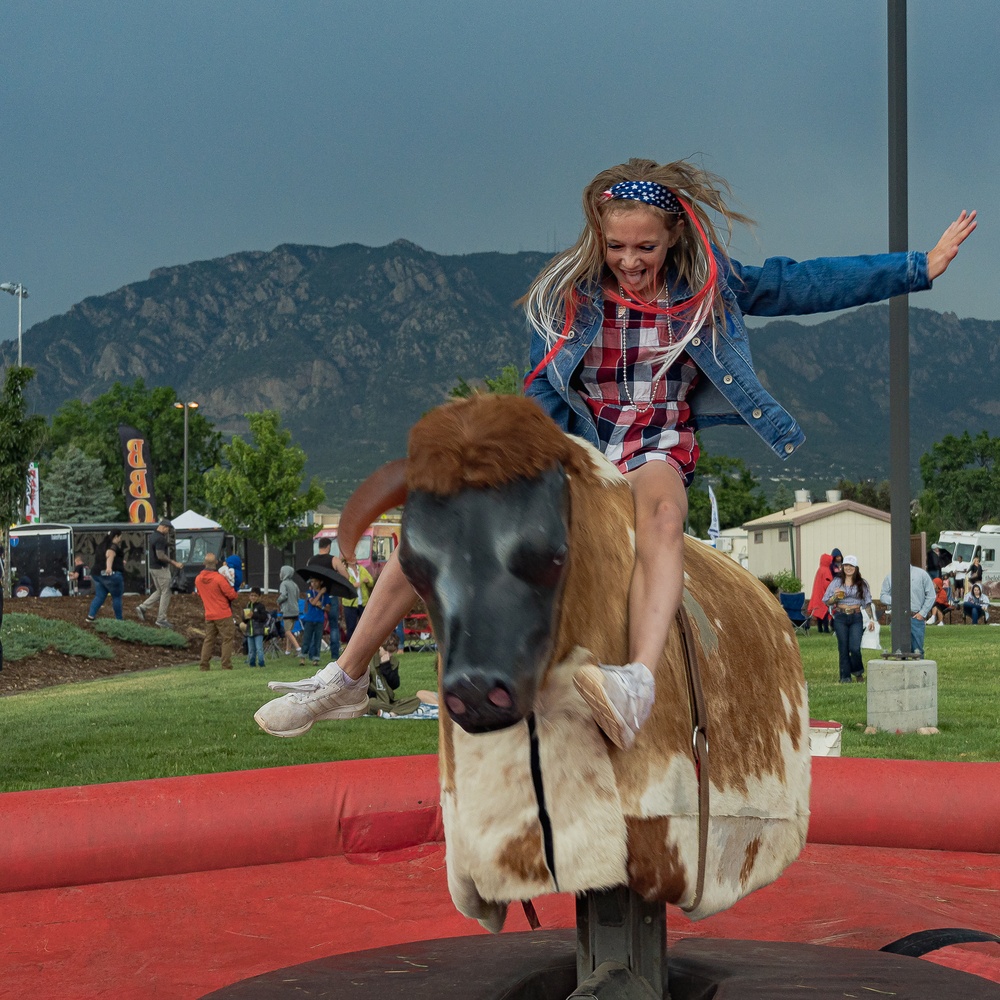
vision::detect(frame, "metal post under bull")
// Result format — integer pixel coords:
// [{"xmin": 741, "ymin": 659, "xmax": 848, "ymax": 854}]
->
[
  {"xmin": 573, "ymin": 887, "xmax": 665, "ymax": 998},
  {"xmin": 887, "ymin": 0, "xmax": 913, "ymax": 655}
]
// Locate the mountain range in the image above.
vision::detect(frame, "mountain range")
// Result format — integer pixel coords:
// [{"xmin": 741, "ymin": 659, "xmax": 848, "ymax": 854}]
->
[{"xmin": 4, "ymin": 240, "xmax": 997, "ymax": 505}]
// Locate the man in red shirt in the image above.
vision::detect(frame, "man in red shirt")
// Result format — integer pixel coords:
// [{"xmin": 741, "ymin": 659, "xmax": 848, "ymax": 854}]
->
[{"xmin": 195, "ymin": 553, "xmax": 238, "ymax": 670}]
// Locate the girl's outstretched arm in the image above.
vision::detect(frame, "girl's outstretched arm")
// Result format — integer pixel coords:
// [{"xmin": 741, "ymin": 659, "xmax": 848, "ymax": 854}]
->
[{"xmin": 928, "ymin": 210, "xmax": 977, "ymax": 279}]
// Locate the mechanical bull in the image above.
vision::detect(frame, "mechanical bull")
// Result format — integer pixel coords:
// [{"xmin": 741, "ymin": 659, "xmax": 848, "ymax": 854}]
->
[{"xmin": 340, "ymin": 394, "xmax": 810, "ymax": 932}]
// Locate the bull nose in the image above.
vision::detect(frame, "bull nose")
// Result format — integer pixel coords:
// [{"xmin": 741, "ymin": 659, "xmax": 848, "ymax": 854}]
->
[{"xmin": 444, "ymin": 670, "xmax": 521, "ymax": 732}]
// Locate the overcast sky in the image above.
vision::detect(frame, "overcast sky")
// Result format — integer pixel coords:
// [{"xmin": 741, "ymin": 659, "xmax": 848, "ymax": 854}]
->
[{"xmin": 2, "ymin": 0, "xmax": 996, "ymax": 337}]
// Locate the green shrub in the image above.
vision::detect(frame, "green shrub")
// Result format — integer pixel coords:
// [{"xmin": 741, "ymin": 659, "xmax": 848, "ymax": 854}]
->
[
  {"xmin": 774, "ymin": 569, "xmax": 803, "ymax": 593},
  {"xmin": 93, "ymin": 619, "xmax": 189, "ymax": 648},
  {"xmin": 1, "ymin": 613, "xmax": 114, "ymax": 661},
  {"xmin": 758, "ymin": 573, "xmax": 779, "ymax": 596}
]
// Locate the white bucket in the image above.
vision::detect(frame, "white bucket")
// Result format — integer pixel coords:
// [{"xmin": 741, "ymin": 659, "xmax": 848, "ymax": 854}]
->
[{"xmin": 808, "ymin": 720, "xmax": 843, "ymax": 757}]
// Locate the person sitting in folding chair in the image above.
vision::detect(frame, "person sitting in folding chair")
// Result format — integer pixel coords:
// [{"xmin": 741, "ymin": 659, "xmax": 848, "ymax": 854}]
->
[
  {"xmin": 963, "ymin": 584, "xmax": 991, "ymax": 626},
  {"xmin": 926, "ymin": 577, "xmax": 956, "ymax": 626},
  {"xmin": 366, "ymin": 633, "xmax": 439, "ymax": 718}
]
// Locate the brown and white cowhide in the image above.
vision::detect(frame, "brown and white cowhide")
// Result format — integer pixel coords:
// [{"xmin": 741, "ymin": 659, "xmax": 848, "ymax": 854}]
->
[{"xmin": 348, "ymin": 395, "xmax": 810, "ymax": 933}]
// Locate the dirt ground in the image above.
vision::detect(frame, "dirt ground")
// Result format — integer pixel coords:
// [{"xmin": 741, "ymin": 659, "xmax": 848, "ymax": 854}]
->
[{"xmin": 0, "ymin": 592, "xmax": 215, "ymax": 695}]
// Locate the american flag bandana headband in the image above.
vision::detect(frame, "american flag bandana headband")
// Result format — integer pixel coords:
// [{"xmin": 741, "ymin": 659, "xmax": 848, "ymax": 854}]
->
[{"xmin": 602, "ymin": 180, "xmax": 682, "ymax": 214}]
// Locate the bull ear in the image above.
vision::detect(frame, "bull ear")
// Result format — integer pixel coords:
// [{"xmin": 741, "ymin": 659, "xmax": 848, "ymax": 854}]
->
[{"xmin": 338, "ymin": 458, "xmax": 409, "ymax": 560}]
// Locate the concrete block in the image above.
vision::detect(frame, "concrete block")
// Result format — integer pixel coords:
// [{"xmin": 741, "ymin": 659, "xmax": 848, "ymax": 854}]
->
[{"xmin": 867, "ymin": 659, "xmax": 937, "ymax": 732}]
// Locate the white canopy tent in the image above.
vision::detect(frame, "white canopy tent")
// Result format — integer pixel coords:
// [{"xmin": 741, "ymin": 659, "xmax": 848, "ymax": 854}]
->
[{"xmin": 171, "ymin": 510, "xmax": 222, "ymax": 531}]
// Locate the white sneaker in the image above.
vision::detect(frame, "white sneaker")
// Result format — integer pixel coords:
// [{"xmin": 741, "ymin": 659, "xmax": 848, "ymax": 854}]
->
[
  {"xmin": 254, "ymin": 663, "xmax": 369, "ymax": 737},
  {"xmin": 937, "ymin": 621, "xmax": 945, "ymax": 626},
  {"xmin": 573, "ymin": 661, "xmax": 655, "ymax": 752}
]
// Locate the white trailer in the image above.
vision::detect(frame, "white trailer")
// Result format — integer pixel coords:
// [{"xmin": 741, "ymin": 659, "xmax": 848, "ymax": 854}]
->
[{"xmin": 936, "ymin": 525, "xmax": 1000, "ymax": 586}]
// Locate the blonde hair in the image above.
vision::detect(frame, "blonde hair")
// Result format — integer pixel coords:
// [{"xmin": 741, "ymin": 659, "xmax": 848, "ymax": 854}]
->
[{"xmin": 524, "ymin": 158, "xmax": 753, "ymax": 365}]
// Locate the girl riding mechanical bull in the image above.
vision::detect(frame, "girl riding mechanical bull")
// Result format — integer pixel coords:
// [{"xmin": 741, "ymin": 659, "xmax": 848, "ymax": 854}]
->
[{"xmin": 255, "ymin": 157, "xmax": 975, "ymax": 748}]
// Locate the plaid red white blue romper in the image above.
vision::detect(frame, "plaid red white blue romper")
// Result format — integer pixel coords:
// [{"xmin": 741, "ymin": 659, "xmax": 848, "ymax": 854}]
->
[{"xmin": 578, "ymin": 296, "xmax": 700, "ymax": 487}]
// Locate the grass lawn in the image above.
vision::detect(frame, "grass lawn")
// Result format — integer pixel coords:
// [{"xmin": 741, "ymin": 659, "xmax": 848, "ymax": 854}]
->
[
  {"xmin": 1, "ymin": 626, "xmax": 997, "ymax": 792},
  {"xmin": 799, "ymin": 625, "xmax": 1000, "ymax": 762},
  {"xmin": 0, "ymin": 652, "xmax": 440, "ymax": 792}
]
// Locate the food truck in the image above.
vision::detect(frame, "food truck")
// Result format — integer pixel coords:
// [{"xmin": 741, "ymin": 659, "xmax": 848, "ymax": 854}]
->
[
  {"xmin": 313, "ymin": 517, "xmax": 401, "ymax": 578},
  {"xmin": 8, "ymin": 514, "xmax": 234, "ymax": 595}
]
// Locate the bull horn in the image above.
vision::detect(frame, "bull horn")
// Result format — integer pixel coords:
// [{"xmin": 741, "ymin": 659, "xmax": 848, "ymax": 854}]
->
[{"xmin": 338, "ymin": 458, "xmax": 409, "ymax": 561}]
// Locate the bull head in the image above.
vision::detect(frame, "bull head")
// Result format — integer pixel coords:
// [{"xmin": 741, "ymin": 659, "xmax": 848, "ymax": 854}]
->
[{"xmin": 338, "ymin": 456, "xmax": 570, "ymax": 734}]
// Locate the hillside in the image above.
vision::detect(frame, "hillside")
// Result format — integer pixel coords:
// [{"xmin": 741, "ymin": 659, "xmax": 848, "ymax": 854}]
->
[
  {"xmin": 703, "ymin": 306, "xmax": 1000, "ymax": 490},
  {"xmin": 4, "ymin": 241, "xmax": 998, "ymax": 503}
]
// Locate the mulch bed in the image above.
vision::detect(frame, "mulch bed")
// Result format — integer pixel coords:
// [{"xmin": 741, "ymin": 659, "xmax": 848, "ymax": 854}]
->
[{"xmin": 1, "ymin": 593, "xmax": 215, "ymax": 695}]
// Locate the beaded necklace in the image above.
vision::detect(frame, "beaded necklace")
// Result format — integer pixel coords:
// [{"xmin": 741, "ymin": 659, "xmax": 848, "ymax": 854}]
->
[{"xmin": 618, "ymin": 281, "xmax": 673, "ymax": 413}]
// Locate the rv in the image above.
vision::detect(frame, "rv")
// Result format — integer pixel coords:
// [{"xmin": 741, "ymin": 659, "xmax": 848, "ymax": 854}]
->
[{"xmin": 936, "ymin": 525, "xmax": 1000, "ymax": 585}]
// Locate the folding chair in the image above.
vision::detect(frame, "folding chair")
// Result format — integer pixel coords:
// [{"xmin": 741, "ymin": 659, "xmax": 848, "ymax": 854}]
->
[
  {"xmin": 403, "ymin": 612, "xmax": 437, "ymax": 652},
  {"xmin": 779, "ymin": 591, "xmax": 811, "ymax": 636},
  {"xmin": 263, "ymin": 612, "xmax": 286, "ymax": 659},
  {"xmin": 962, "ymin": 602, "xmax": 991, "ymax": 626}
]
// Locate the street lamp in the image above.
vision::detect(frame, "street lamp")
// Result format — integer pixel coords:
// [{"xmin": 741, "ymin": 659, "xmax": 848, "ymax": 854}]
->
[
  {"xmin": 173, "ymin": 401, "xmax": 199, "ymax": 513},
  {"xmin": 0, "ymin": 282, "xmax": 28, "ymax": 366}
]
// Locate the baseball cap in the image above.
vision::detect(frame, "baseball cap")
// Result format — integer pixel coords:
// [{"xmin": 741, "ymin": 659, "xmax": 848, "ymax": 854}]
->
[
  {"xmin": 158, "ymin": 519, "xmax": 173, "ymax": 529},
  {"xmin": 843, "ymin": 555, "xmax": 859, "ymax": 567}
]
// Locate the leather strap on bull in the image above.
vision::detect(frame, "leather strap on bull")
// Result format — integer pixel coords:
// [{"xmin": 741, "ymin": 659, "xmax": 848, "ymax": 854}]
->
[{"xmin": 677, "ymin": 604, "xmax": 709, "ymax": 914}]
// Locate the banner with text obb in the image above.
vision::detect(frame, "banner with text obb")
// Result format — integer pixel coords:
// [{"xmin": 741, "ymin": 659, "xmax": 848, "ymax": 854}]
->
[{"xmin": 118, "ymin": 424, "xmax": 157, "ymax": 523}]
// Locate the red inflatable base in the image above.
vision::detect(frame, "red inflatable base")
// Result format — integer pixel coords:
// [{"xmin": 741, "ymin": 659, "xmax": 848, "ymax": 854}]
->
[
  {"xmin": 2, "ymin": 756, "xmax": 999, "ymax": 999},
  {"xmin": 4, "ymin": 841, "xmax": 1000, "ymax": 999}
]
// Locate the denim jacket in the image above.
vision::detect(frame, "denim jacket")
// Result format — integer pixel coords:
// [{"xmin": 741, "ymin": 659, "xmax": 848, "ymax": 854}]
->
[{"xmin": 526, "ymin": 250, "xmax": 930, "ymax": 460}]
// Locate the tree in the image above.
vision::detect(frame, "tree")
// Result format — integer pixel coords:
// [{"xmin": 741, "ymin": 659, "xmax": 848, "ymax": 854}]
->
[
  {"xmin": 835, "ymin": 476, "xmax": 891, "ymax": 512},
  {"xmin": 915, "ymin": 430, "xmax": 1000, "ymax": 540},
  {"xmin": 42, "ymin": 445, "xmax": 120, "ymax": 523},
  {"xmin": 449, "ymin": 363, "xmax": 523, "ymax": 399},
  {"xmin": 47, "ymin": 380, "xmax": 221, "ymax": 518},
  {"xmin": 0, "ymin": 367, "xmax": 47, "ymax": 581},
  {"xmin": 771, "ymin": 483, "xmax": 794, "ymax": 511},
  {"xmin": 687, "ymin": 448, "xmax": 770, "ymax": 538},
  {"xmin": 204, "ymin": 411, "xmax": 325, "ymax": 591}
]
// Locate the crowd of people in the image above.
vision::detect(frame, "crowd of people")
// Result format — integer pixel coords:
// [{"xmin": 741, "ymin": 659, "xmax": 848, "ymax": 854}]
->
[
  {"xmin": 7, "ymin": 511, "xmax": 992, "ymax": 706},
  {"xmin": 2, "ymin": 515, "xmax": 430, "ymax": 718},
  {"xmin": 925, "ymin": 544, "xmax": 985, "ymax": 601},
  {"xmin": 806, "ymin": 542, "xmax": 993, "ymax": 682},
  {"xmin": 2, "ymin": 155, "xmax": 983, "ymax": 744},
  {"xmin": 187, "ymin": 546, "xmax": 437, "ymax": 719}
]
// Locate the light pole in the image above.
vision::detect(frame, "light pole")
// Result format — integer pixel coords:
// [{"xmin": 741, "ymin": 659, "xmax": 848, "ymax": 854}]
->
[
  {"xmin": 887, "ymin": 0, "xmax": 912, "ymax": 654},
  {"xmin": 173, "ymin": 401, "xmax": 199, "ymax": 513},
  {"xmin": 0, "ymin": 282, "xmax": 28, "ymax": 366}
]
